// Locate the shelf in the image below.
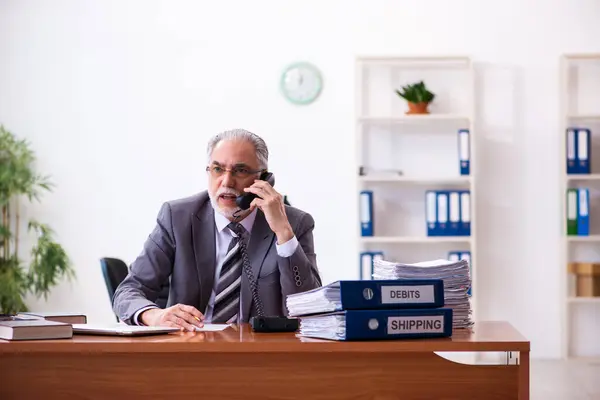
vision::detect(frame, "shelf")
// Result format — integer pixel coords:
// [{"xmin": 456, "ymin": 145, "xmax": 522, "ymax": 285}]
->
[
  {"xmin": 567, "ymin": 297, "xmax": 600, "ymax": 304},
  {"xmin": 566, "ymin": 114, "xmax": 600, "ymax": 121},
  {"xmin": 566, "ymin": 174, "xmax": 600, "ymax": 181},
  {"xmin": 360, "ymin": 236, "xmax": 472, "ymax": 244},
  {"xmin": 359, "ymin": 176, "xmax": 472, "ymax": 185},
  {"xmin": 561, "ymin": 53, "xmax": 600, "ymax": 360},
  {"xmin": 358, "ymin": 115, "xmax": 470, "ymax": 124},
  {"xmin": 356, "ymin": 55, "xmax": 471, "ymax": 69},
  {"xmin": 563, "ymin": 53, "xmax": 600, "ymax": 61},
  {"xmin": 566, "ymin": 235, "xmax": 600, "ymax": 242}
]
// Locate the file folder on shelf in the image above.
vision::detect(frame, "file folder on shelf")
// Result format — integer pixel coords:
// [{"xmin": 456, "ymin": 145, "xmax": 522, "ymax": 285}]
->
[
  {"xmin": 360, "ymin": 252, "xmax": 373, "ymax": 281},
  {"xmin": 566, "ymin": 127, "xmax": 591, "ymax": 174},
  {"xmin": 297, "ymin": 308, "xmax": 453, "ymax": 341},
  {"xmin": 426, "ymin": 190, "xmax": 438, "ymax": 236},
  {"xmin": 426, "ymin": 190, "xmax": 470, "ymax": 236},
  {"xmin": 359, "ymin": 252, "xmax": 383, "ymax": 280},
  {"xmin": 566, "ymin": 128, "xmax": 577, "ymax": 174},
  {"xmin": 449, "ymin": 191, "xmax": 460, "ymax": 236},
  {"xmin": 577, "ymin": 188, "xmax": 589, "ymax": 236},
  {"xmin": 437, "ymin": 191, "xmax": 448, "ymax": 235},
  {"xmin": 577, "ymin": 128, "xmax": 591, "ymax": 174},
  {"xmin": 566, "ymin": 189, "xmax": 578, "ymax": 235},
  {"xmin": 458, "ymin": 129, "xmax": 470, "ymax": 175},
  {"xmin": 360, "ymin": 190, "xmax": 373, "ymax": 236},
  {"xmin": 459, "ymin": 191, "xmax": 471, "ymax": 236},
  {"xmin": 286, "ymin": 279, "xmax": 445, "ymax": 317}
]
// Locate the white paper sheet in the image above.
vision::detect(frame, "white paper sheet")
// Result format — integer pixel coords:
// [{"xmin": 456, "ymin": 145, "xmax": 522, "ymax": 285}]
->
[{"xmin": 192, "ymin": 323, "xmax": 230, "ymax": 332}]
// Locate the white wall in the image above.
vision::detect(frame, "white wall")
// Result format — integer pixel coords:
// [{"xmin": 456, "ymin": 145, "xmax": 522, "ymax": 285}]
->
[{"xmin": 1, "ymin": 0, "xmax": 599, "ymax": 359}]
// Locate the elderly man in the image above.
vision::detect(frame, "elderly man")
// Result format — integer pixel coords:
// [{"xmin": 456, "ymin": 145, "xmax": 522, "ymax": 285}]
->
[{"xmin": 113, "ymin": 129, "xmax": 321, "ymax": 330}]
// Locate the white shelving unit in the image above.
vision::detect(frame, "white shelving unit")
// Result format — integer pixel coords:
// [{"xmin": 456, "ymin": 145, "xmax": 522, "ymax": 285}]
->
[
  {"xmin": 560, "ymin": 53, "xmax": 600, "ymax": 359},
  {"xmin": 354, "ymin": 55, "xmax": 477, "ymax": 315}
]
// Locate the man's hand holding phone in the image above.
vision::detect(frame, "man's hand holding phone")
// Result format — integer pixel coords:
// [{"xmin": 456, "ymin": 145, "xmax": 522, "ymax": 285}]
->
[{"xmin": 244, "ymin": 179, "xmax": 294, "ymax": 245}]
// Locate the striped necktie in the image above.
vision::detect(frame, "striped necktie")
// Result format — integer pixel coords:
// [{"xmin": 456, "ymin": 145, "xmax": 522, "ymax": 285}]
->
[{"xmin": 212, "ymin": 222, "xmax": 246, "ymax": 324}]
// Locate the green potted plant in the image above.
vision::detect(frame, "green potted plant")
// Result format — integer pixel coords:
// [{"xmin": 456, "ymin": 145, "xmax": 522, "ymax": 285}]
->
[
  {"xmin": 395, "ymin": 81, "xmax": 436, "ymax": 114},
  {"xmin": 0, "ymin": 125, "xmax": 73, "ymax": 314}
]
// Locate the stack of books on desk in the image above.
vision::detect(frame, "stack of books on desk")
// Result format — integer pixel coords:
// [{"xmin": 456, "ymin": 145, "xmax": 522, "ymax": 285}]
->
[
  {"xmin": 373, "ymin": 258, "xmax": 473, "ymax": 329},
  {"xmin": 286, "ymin": 279, "xmax": 453, "ymax": 341}
]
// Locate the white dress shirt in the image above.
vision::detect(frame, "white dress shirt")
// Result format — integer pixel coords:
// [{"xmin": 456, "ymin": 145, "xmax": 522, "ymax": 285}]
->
[{"xmin": 134, "ymin": 208, "xmax": 299, "ymax": 325}]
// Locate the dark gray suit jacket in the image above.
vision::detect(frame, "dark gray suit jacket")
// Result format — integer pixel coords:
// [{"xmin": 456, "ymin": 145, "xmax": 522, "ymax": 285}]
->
[{"xmin": 112, "ymin": 191, "xmax": 322, "ymax": 324}]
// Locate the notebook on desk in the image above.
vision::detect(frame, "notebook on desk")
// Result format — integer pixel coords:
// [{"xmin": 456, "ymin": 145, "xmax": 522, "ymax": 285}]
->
[{"xmin": 72, "ymin": 324, "xmax": 180, "ymax": 336}]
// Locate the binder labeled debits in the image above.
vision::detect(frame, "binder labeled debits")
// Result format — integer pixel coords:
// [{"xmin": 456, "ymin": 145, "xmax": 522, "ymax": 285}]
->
[
  {"xmin": 286, "ymin": 279, "xmax": 445, "ymax": 317},
  {"xmin": 297, "ymin": 308, "xmax": 453, "ymax": 341}
]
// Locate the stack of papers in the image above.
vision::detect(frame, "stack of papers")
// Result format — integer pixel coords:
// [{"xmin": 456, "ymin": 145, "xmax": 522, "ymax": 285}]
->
[
  {"xmin": 286, "ymin": 282, "xmax": 344, "ymax": 317},
  {"xmin": 373, "ymin": 258, "xmax": 473, "ymax": 329},
  {"xmin": 297, "ymin": 313, "xmax": 347, "ymax": 341}
]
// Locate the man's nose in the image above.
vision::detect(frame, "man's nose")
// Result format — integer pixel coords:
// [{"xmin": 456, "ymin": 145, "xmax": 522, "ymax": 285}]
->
[{"xmin": 221, "ymin": 171, "xmax": 235, "ymax": 187}]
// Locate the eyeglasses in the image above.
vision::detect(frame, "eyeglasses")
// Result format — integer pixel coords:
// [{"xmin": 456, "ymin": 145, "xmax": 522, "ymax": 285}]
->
[{"xmin": 206, "ymin": 165, "xmax": 263, "ymax": 179}]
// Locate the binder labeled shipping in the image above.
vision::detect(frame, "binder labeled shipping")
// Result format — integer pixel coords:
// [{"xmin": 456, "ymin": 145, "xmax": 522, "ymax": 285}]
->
[
  {"xmin": 286, "ymin": 279, "xmax": 445, "ymax": 316},
  {"xmin": 297, "ymin": 308, "xmax": 453, "ymax": 341}
]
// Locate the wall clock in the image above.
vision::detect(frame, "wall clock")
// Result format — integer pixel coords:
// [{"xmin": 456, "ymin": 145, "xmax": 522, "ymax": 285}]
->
[{"xmin": 280, "ymin": 62, "xmax": 323, "ymax": 105}]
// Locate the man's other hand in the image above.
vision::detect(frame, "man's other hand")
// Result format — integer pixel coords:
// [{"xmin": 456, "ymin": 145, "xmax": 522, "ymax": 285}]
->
[{"xmin": 140, "ymin": 304, "xmax": 204, "ymax": 331}]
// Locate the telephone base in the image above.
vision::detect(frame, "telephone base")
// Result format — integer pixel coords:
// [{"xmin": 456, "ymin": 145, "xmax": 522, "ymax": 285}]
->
[{"xmin": 250, "ymin": 316, "xmax": 299, "ymax": 333}]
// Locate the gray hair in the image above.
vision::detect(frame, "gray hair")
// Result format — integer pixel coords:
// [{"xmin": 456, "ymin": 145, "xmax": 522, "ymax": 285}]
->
[{"xmin": 206, "ymin": 128, "xmax": 269, "ymax": 170}]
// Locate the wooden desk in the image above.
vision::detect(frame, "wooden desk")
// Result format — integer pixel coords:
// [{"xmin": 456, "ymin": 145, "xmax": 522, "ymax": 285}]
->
[{"xmin": 0, "ymin": 320, "xmax": 529, "ymax": 399}]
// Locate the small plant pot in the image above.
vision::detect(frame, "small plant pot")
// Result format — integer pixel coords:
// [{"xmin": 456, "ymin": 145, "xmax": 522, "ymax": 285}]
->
[{"xmin": 406, "ymin": 102, "xmax": 430, "ymax": 115}]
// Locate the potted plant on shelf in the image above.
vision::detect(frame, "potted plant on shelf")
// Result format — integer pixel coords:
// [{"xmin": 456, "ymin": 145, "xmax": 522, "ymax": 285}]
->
[
  {"xmin": 0, "ymin": 125, "xmax": 74, "ymax": 314},
  {"xmin": 395, "ymin": 81, "xmax": 436, "ymax": 115}
]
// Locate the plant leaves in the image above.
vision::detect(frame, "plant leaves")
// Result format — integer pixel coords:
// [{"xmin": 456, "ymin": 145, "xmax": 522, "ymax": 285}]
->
[
  {"xmin": 394, "ymin": 81, "xmax": 435, "ymax": 104},
  {"xmin": 0, "ymin": 125, "xmax": 73, "ymax": 314}
]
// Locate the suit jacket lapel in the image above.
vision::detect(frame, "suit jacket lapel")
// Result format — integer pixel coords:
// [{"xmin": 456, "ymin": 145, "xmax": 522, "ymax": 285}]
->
[
  {"xmin": 242, "ymin": 210, "xmax": 274, "ymax": 320},
  {"xmin": 192, "ymin": 203, "xmax": 216, "ymax": 312}
]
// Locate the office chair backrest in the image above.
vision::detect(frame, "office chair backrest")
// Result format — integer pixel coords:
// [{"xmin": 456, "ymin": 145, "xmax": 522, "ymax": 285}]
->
[
  {"xmin": 100, "ymin": 257, "xmax": 129, "ymax": 305},
  {"xmin": 100, "ymin": 257, "xmax": 170, "ymax": 311}
]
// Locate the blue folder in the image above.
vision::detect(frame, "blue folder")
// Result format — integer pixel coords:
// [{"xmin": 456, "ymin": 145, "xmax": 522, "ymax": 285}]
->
[
  {"xmin": 286, "ymin": 279, "xmax": 445, "ymax": 317},
  {"xmin": 360, "ymin": 190, "xmax": 373, "ymax": 236},
  {"xmin": 299, "ymin": 308, "xmax": 453, "ymax": 341},
  {"xmin": 334, "ymin": 279, "xmax": 444, "ymax": 309}
]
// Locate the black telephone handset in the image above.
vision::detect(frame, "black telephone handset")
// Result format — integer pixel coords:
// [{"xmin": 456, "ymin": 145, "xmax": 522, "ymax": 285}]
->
[
  {"xmin": 235, "ymin": 171, "xmax": 275, "ymax": 210},
  {"xmin": 232, "ymin": 171, "xmax": 299, "ymax": 333}
]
